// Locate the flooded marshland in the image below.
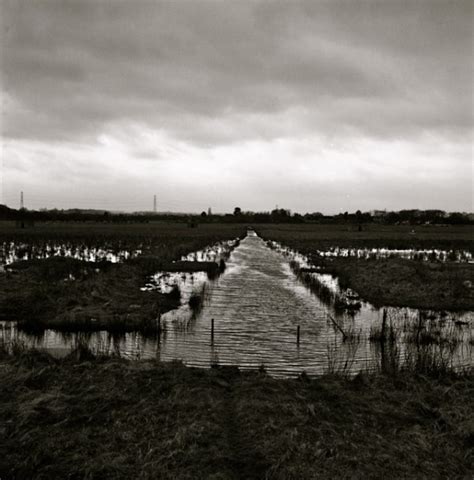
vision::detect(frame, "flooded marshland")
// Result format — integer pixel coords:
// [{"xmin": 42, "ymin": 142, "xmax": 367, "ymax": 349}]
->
[
  {"xmin": 267, "ymin": 242, "xmax": 473, "ymax": 263},
  {"xmin": 1, "ymin": 242, "xmax": 142, "ymax": 266},
  {"xmin": 1, "ymin": 231, "xmax": 472, "ymax": 376},
  {"xmin": 0, "ymin": 237, "xmax": 240, "ymax": 269}
]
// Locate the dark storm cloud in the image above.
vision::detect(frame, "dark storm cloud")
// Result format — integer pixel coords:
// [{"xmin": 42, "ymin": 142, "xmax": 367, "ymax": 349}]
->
[
  {"xmin": 2, "ymin": 0, "xmax": 471, "ymax": 145},
  {"xmin": 1, "ymin": 0, "xmax": 472, "ymax": 213}
]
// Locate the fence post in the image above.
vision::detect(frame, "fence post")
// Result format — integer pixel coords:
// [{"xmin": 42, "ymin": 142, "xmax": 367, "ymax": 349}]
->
[
  {"xmin": 416, "ymin": 311, "xmax": 423, "ymax": 344},
  {"xmin": 382, "ymin": 309, "xmax": 387, "ymax": 341},
  {"xmin": 297, "ymin": 325, "xmax": 300, "ymax": 346},
  {"xmin": 211, "ymin": 318, "xmax": 214, "ymax": 344}
]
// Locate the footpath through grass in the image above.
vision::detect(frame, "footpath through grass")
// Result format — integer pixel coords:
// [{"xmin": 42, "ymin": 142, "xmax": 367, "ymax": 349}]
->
[
  {"xmin": 256, "ymin": 224, "xmax": 474, "ymax": 310},
  {"xmin": 0, "ymin": 350, "xmax": 472, "ymax": 480}
]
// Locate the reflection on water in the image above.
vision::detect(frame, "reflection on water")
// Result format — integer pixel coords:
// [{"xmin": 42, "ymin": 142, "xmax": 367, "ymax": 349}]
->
[
  {"xmin": 1, "ymin": 242, "xmax": 141, "ymax": 265},
  {"xmin": 1, "ymin": 231, "xmax": 473, "ymax": 377},
  {"xmin": 140, "ymin": 238, "xmax": 240, "ymax": 294},
  {"xmin": 141, "ymin": 271, "xmax": 209, "ymax": 294},
  {"xmin": 267, "ymin": 241, "xmax": 473, "ymax": 263},
  {"xmin": 180, "ymin": 238, "xmax": 240, "ymax": 263}
]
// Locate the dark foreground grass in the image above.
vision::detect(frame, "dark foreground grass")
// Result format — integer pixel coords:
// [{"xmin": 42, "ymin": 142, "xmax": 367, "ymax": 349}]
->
[
  {"xmin": 0, "ymin": 350, "xmax": 472, "ymax": 480},
  {"xmin": 257, "ymin": 224, "xmax": 474, "ymax": 310}
]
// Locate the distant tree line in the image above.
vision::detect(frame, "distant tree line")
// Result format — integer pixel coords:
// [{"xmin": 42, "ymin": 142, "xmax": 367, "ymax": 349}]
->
[{"xmin": 0, "ymin": 204, "xmax": 472, "ymax": 225}]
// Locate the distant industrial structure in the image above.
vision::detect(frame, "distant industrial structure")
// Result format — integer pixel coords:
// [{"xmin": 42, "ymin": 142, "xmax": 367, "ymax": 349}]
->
[{"xmin": 153, "ymin": 195, "xmax": 157, "ymax": 213}]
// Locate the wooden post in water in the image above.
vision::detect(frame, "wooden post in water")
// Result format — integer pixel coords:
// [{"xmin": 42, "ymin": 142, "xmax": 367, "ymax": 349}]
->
[
  {"xmin": 211, "ymin": 318, "xmax": 214, "ymax": 344},
  {"xmin": 297, "ymin": 325, "xmax": 300, "ymax": 346},
  {"xmin": 380, "ymin": 309, "xmax": 387, "ymax": 373},
  {"xmin": 382, "ymin": 308, "xmax": 387, "ymax": 341},
  {"xmin": 416, "ymin": 311, "xmax": 423, "ymax": 345}
]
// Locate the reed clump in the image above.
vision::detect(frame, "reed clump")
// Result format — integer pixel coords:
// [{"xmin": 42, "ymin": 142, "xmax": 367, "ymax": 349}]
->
[{"xmin": 188, "ymin": 284, "xmax": 208, "ymax": 316}]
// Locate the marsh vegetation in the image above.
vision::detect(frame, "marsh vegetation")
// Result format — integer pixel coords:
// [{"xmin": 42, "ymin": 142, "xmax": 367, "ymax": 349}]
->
[
  {"xmin": 258, "ymin": 224, "xmax": 474, "ymax": 311},
  {"xmin": 0, "ymin": 222, "xmax": 246, "ymax": 334}
]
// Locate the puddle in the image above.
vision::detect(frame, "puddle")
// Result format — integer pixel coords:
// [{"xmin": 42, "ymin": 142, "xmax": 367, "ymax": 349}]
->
[
  {"xmin": 267, "ymin": 241, "xmax": 473, "ymax": 263},
  {"xmin": 180, "ymin": 239, "xmax": 240, "ymax": 263},
  {"xmin": 1, "ymin": 242, "xmax": 142, "ymax": 266}
]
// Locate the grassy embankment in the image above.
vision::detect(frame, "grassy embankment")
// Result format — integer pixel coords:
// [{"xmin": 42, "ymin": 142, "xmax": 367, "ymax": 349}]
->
[
  {"xmin": 0, "ymin": 347, "xmax": 472, "ymax": 480},
  {"xmin": 0, "ymin": 222, "xmax": 246, "ymax": 333},
  {"xmin": 256, "ymin": 224, "xmax": 474, "ymax": 310}
]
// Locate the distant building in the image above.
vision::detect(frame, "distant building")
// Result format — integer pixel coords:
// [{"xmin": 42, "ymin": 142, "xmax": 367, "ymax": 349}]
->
[
  {"xmin": 370, "ymin": 210, "xmax": 388, "ymax": 223},
  {"xmin": 370, "ymin": 209, "xmax": 388, "ymax": 217}
]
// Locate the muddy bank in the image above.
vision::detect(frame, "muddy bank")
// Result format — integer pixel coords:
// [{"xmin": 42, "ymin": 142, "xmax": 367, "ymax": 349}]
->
[{"xmin": 0, "ymin": 350, "xmax": 472, "ymax": 480}]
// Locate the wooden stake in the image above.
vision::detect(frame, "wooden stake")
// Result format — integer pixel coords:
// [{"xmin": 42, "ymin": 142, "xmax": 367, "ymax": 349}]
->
[{"xmin": 382, "ymin": 308, "xmax": 387, "ymax": 341}]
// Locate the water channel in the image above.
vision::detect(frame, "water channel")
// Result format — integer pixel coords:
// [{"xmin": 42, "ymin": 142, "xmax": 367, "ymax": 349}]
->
[{"xmin": 1, "ymin": 231, "xmax": 472, "ymax": 376}]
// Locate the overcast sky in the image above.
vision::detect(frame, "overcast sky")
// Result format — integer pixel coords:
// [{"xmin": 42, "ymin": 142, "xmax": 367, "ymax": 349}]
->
[{"xmin": 1, "ymin": 0, "xmax": 472, "ymax": 213}]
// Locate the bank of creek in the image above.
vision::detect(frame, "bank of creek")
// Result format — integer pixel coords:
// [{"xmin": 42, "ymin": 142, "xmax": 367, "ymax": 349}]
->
[{"xmin": 1, "ymin": 230, "xmax": 472, "ymax": 376}]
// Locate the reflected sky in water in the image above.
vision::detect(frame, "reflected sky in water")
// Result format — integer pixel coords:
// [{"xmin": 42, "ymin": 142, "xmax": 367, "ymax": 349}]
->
[{"xmin": 1, "ymin": 232, "xmax": 472, "ymax": 376}]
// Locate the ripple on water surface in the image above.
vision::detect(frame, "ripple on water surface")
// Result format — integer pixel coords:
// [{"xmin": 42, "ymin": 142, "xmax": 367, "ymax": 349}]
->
[{"xmin": 2, "ymin": 232, "xmax": 473, "ymax": 376}]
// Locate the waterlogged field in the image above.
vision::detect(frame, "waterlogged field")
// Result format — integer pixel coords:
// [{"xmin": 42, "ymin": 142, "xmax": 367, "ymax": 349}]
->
[
  {"xmin": 0, "ymin": 221, "xmax": 246, "ymax": 264},
  {"xmin": 0, "ymin": 221, "xmax": 247, "ymax": 331},
  {"xmin": 257, "ymin": 224, "xmax": 474, "ymax": 311},
  {"xmin": 303, "ymin": 245, "xmax": 472, "ymax": 262},
  {"xmin": 1, "ymin": 241, "xmax": 142, "ymax": 265},
  {"xmin": 1, "ymin": 223, "xmax": 473, "ymax": 375}
]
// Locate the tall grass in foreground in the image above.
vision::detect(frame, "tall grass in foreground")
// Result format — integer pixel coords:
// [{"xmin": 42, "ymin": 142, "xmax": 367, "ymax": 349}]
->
[
  {"xmin": 326, "ymin": 338, "xmax": 360, "ymax": 376},
  {"xmin": 325, "ymin": 307, "xmax": 473, "ymax": 377}
]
